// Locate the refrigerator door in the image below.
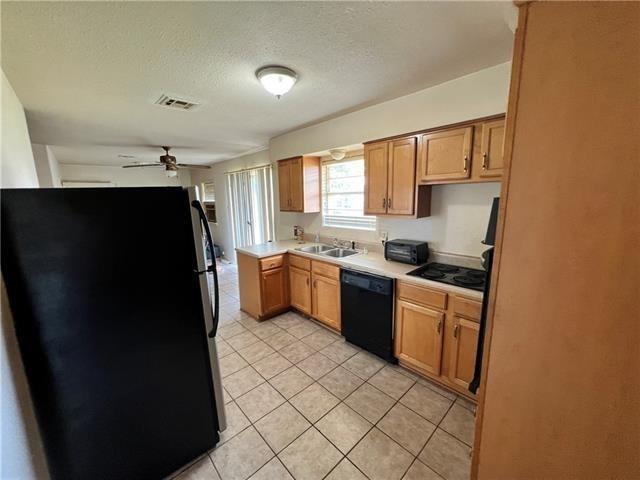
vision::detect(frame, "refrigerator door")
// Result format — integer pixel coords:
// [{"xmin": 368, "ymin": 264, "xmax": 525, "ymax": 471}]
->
[
  {"xmin": 188, "ymin": 187, "xmax": 226, "ymax": 431},
  {"xmin": 1, "ymin": 187, "xmax": 221, "ymax": 480}
]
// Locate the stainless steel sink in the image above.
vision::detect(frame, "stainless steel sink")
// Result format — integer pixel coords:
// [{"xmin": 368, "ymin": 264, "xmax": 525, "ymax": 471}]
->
[
  {"xmin": 296, "ymin": 244, "xmax": 334, "ymax": 254},
  {"xmin": 320, "ymin": 248, "xmax": 359, "ymax": 258}
]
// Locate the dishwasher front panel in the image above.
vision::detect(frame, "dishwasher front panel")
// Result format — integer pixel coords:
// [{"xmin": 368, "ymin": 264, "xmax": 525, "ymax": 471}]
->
[{"xmin": 340, "ymin": 269, "xmax": 396, "ymax": 363}]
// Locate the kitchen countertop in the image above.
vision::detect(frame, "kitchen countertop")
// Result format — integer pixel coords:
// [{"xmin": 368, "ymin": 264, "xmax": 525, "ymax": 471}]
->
[{"xmin": 236, "ymin": 240, "xmax": 483, "ymax": 300}]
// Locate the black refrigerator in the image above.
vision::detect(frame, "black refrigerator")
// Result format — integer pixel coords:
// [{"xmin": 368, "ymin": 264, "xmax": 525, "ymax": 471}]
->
[{"xmin": 1, "ymin": 186, "xmax": 226, "ymax": 480}]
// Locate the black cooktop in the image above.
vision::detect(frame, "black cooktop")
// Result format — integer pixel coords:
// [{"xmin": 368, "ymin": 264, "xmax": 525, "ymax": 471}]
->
[{"xmin": 407, "ymin": 262, "xmax": 487, "ymax": 292}]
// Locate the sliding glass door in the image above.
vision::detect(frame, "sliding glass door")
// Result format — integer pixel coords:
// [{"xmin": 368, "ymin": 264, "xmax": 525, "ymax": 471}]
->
[{"xmin": 226, "ymin": 165, "xmax": 275, "ymax": 248}]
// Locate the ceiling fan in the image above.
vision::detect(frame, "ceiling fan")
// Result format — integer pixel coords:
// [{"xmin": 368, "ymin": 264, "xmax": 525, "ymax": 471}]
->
[{"xmin": 122, "ymin": 146, "xmax": 211, "ymax": 177}]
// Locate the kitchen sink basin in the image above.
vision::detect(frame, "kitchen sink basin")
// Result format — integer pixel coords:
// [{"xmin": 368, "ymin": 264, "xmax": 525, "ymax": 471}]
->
[
  {"xmin": 296, "ymin": 244, "xmax": 334, "ymax": 254},
  {"xmin": 320, "ymin": 248, "xmax": 359, "ymax": 258}
]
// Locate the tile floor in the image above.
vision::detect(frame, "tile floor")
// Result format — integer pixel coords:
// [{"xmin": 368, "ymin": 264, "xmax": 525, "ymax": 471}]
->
[{"xmin": 175, "ymin": 264, "xmax": 475, "ymax": 480}]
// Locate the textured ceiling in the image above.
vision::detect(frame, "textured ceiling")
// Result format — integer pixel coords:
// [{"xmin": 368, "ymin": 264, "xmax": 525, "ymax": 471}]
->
[{"xmin": 1, "ymin": 2, "xmax": 514, "ymax": 165}]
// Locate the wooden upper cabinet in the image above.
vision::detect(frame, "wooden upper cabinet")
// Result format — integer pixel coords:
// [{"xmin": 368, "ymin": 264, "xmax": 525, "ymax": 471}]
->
[
  {"xmin": 419, "ymin": 126, "xmax": 473, "ymax": 182},
  {"xmin": 394, "ymin": 299, "xmax": 444, "ymax": 376},
  {"xmin": 448, "ymin": 316, "xmax": 480, "ymax": 389},
  {"xmin": 364, "ymin": 142, "xmax": 388, "ymax": 215},
  {"xmin": 289, "ymin": 266, "xmax": 311, "ymax": 315},
  {"xmin": 387, "ymin": 137, "xmax": 417, "ymax": 215},
  {"xmin": 479, "ymin": 118, "xmax": 505, "ymax": 178},
  {"xmin": 278, "ymin": 156, "xmax": 320, "ymax": 213}
]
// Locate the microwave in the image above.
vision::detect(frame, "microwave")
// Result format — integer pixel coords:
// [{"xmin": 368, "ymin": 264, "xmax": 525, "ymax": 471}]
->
[{"xmin": 384, "ymin": 239, "xmax": 429, "ymax": 265}]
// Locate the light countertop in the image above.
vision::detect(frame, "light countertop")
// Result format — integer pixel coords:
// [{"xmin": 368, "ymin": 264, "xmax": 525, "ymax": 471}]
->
[{"xmin": 236, "ymin": 240, "xmax": 483, "ymax": 300}]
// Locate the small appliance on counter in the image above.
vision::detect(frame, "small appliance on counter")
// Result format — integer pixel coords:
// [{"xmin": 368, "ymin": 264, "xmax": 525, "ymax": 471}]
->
[
  {"xmin": 293, "ymin": 225, "xmax": 305, "ymax": 243},
  {"xmin": 407, "ymin": 262, "xmax": 487, "ymax": 292},
  {"xmin": 384, "ymin": 239, "xmax": 429, "ymax": 265}
]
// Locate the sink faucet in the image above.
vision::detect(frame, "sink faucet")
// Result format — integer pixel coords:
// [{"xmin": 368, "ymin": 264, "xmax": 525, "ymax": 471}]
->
[{"xmin": 333, "ymin": 237, "xmax": 339, "ymax": 247}]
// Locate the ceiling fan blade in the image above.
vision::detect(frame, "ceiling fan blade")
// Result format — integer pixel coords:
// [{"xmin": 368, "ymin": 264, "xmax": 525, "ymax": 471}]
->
[
  {"xmin": 176, "ymin": 164, "xmax": 212, "ymax": 170},
  {"xmin": 122, "ymin": 163, "xmax": 164, "ymax": 168}
]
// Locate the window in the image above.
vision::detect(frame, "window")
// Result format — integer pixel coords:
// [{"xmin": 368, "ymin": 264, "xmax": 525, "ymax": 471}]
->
[
  {"xmin": 322, "ymin": 158, "xmax": 376, "ymax": 230},
  {"xmin": 200, "ymin": 181, "xmax": 217, "ymax": 223}
]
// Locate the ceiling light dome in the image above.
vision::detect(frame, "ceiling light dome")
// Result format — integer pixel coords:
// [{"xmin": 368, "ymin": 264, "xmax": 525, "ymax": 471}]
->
[{"xmin": 256, "ymin": 66, "xmax": 298, "ymax": 98}]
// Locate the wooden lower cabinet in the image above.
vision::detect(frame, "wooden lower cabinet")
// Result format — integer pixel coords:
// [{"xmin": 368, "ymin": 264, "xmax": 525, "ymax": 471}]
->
[
  {"xmin": 394, "ymin": 300, "xmax": 444, "ymax": 376},
  {"xmin": 395, "ymin": 280, "xmax": 481, "ymax": 398},
  {"xmin": 238, "ymin": 251, "xmax": 289, "ymax": 319},
  {"xmin": 260, "ymin": 267, "xmax": 288, "ymax": 316},
  {"xmin": 312, "ymin": 272, "xmax": 340, "ymax": 331},
  {"xmin": 289, "ymin": 266, "xmax": 311, "ymax": 314}
]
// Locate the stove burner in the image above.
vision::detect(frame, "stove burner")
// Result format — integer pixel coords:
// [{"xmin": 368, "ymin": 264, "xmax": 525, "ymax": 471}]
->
[
  {"xmin": 429, "ymin": 263, "xmax": 460, "ymax": 274},
  {"xmin": 453, "ymin": 275, "xmax": 485, "ymax": 287},
  {"xmin": 466, "ymin": 270, "xmax": 486, "ymax": 279},
  {"xmin": 420, "ymin": 270, "xmax": 445, "ymax": 280}
]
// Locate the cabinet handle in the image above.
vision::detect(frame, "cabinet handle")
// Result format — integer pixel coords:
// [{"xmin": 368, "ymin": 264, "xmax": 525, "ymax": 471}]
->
[
  {"xmin": 306, "ymin": 277, "xmax": 309, "ymax": 286},
  {"xmin": 382, "ymin": 198, "xmax": 387, "ymax": 208},
  {"xmin": 388, "ymin": 197, "xmax": 392, "ymax": 209},
  {"xmin": 463, "ymin": 155, "xmax": 469, "ymax": 173},
  {"xmin": 453, "ymin": 324, "xmax": 459, "ymax": 338},
  {"xmin": 437, "ymin": 319, "xmax": 443, "ymax": 334},
  {"xmin": 482, "ymin": 153, "xmax": 488, "ymax": 170},
  {"xmin": 313, "ymin": 280, "xmax": 317, "ymax": 288}
]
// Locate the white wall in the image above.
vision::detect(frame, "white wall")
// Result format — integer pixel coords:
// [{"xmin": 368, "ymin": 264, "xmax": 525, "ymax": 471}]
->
[
  {"xmin": 32, "ymin": 144, "xmax": 61, "ymax": 187},
  {"xmin": 59, "ymin": 163, "xmax": 192, "ymax": 187},
  {"xmin": 1, "ymin": 70, "xmax": 50, "ymax": 479},
  {"xmin": 191, "ymin": 149, "xmax": 271, "ymax": 262},
  {"xmin": 271, "ymin": 63, "xmax": 511, "ymax": 257}
]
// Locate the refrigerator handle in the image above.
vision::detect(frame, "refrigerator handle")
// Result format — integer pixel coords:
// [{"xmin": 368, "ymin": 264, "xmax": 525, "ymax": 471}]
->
[{"xmin": 191, "ymin": 200, "xmax": 220, "ymax": 338}]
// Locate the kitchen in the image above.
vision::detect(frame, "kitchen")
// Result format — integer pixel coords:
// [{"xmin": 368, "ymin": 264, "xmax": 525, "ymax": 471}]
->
[{"xmin": 1, "ymin": 2, "xmax": 638, "ymax": 480}]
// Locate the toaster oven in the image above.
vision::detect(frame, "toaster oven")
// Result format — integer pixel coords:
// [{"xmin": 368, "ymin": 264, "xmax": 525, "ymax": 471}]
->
[{"xmin": 384, "ymin": 239, "xmax": 429, "ymax": 265}]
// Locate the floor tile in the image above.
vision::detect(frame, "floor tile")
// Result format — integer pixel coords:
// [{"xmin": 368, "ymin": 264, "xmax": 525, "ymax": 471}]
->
[
  {"xmin": 399, "ymin": 384, "xmax": 453, "ymax": 424},
  {"xmin": 439, "ymin": 404, "xmax": 475, "ymax": 446},
  {"xmin": 174, "ymin": 456, "xmax": 220, "ymax": 480},
  {"xmin": 344, "ymin": 383, "xmax": 395, "ymax": 423},
  {"xmin": 269, "ymin": 366, "xmax": 314, "ymax": 399},
  {"xmin": 368, "ymin": 366, "xmax": 415, "ymax": 400},
  {"xmin": 296, "ymin": 352, "xmax": 339, "ymax": 380},
  {"xmin": 454, "ymin": 396, "xmax": 477, "ymax": 414},
  {"xmin": 218, "ymin": 322, "xmax": 247, "ymax": 340},
  {"xmin": 279, "ymin": 427, "xmax": 342, "ymax": 480},
  {"xmin": 252, "ymin": 352, "xmax": 293, "ymax": 380},
  {"xmin": 287, "ymin": 321, "xmax": 320, "ymax": 339},
  {"xmin": 378, "ymin": 403, "xmax": 436, "ymax": 455},
  {"xmin": 301, "ymin": 329, "xmax": 341, "ymax": 350},
  {"xmin": 211, "ymin": 426, "xmax": 274, "ymax": 480},
  {"xmin": 386, "ymin": 364, "xmax": 419, "ymax": 381},
  {"xmin": 418, "ymin": 429, "xmax": 471, "ymax": 480},
  {"xmin": 273, "ymin": 314, "xmax": 306, "ymax": 330},
  {"xmin": 279, "ymin": 341, "xmax": 316, "ymax": 363},
  {"xmin": 220, "ymin": 352, "xmax": 249, "ymax": 378},
  {"xmin": 318, "ymin": 366, "xmax": 364, "ymax": 399},
  {"xmin": 320, "ymin": 341, "xmax": 359, "ymax": 364},
  {"xmin": 216, "ymin": 339, "xmax": 234, "ymax": 359},
  {"xmin": 237, "ymin": 315, "xmax": 261, "ymax": 330},
  {"xmin": 342, "ymin": 352, "xmax": 385, "ymax": 380},
  {"xmin": 403, "ymin": 460, "xmax": 443, "ymax": 480},
  {"xmin": 417, "ymin": 377, "xmax": 457, "ymax": 401},
  {"xmin": 222, "ymin": 387, "xmax": 232, "ymax": 405},
  {"xmin": 237, "ymin": 340, "xmax": 276, "ymax": 364},
  {"xmin": 248, "ymin": 457, "xmax": 293, "ymax": 480},
  {"xmin": 226, "ymin": 330, "xmax": 261, "ymax": 350},
  {"xmin": 219, "ymin": 401, "xmax": 251, "ymax": 444},
  {"xmin": 325, "ymin": 459, "xmax": 368, "ymax": 480},
  {"xmin": 316, "ymin": 403, "xmax": 372, "ymax": 454},
  {"xmin": 254, "ymin": 403, "xmax": 311, "ymax": 453},
  {"xmin": 264, "ymin": 331, "xmax": 298, "ymax": 351},
  {"xmin": 348, "ymin": 428, "xmax": 414, "ymax": 480},
  {"xmin": 290, "ymin": 382, "xmax": 340, "ymax": 423},
  {"xmin": 235, "ymin": 382, "xmax": 285, "ymax": 423},
  {"xmin": 251, "ymin": 321, "xmax": 284, "ymax": 340},
  {"xmin": 223, "ymin": 366, "xmax": 265, "ymax": 399}
]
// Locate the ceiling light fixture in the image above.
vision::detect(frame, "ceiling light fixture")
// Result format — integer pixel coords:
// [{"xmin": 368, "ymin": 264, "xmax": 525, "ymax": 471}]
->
[
  {"xmin": 256, "ymin": 66, "xmax": 298, "ymax": 99},
  {"xmin": 329, "ymin": 149, "xmax": 346, "ymax": 161}
]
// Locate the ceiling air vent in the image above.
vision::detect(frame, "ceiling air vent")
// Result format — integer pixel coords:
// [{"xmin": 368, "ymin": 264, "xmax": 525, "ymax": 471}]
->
[{"xmin": 154, "ymin": 94, "xmax": 199, "ymax": 111}]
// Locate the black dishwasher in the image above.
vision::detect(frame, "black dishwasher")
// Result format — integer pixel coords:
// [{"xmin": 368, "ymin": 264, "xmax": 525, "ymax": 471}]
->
[{"xmin": 340, "ymin": 269, "xmax": 396, "ymax": 363}]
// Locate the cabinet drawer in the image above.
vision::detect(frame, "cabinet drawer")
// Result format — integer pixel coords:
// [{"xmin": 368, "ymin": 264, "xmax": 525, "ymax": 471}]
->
[
  {"xmin": 397, "ymin": 281, "xmax": 447, "ymax": 310},
  {"xmin": 289, "ymin": 254, "xmax": 311, "ymax": 271},
  {"xmin": 453, "ymin": 295, "xmax": 482, "ymax": 321},
  {"xmin": 260, "ymin": 255, "xmax": 284, "ymax": 271},
  {"xmin": 311, "ymin": 260, "xmax": 340, "ymax": 280}
]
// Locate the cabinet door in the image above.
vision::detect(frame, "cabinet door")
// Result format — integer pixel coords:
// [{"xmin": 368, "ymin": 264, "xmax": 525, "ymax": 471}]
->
[
  {"xmin": 479, "ymin": 119, "xmax": 505, "ymax": 178},
  {"xmin": 419, "ymin": 126, "xmax": 473, "ymax": 182},
  {"xmin": 387, "ymin": 137, "xmax": 417, "ymax": 215},
  {"xmin": 364, "ymin": 141, "xmax": 389, "ymax": 215},
  {"xmin": 448, "ymin": 316, "xmax": 480, "ymax": 388},
  {"xmin": 312, "ymin": 273, "xmax": 341, "ymax": 330},
  {"xmin": 394, "ymin": 300, "xmax": 444, "ymax": 376},
  {"xmin": 278, "ymin": 160, "xmax": 291, "ymax": 211},
  {"xmin": 289, "ymin": 157, "xmax": 304, "ymax": 212},
  {"xmin": 289, "ymin": 266, "xmax": 311, "ymax": 314},
  {"xmin": 260, "ymin": 268, "xmax": 288, "ymax": 315}
]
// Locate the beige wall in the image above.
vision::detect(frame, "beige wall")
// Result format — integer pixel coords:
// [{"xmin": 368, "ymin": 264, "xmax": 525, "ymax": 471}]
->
[
  {"xmin": 32, "ymin": 143, "xmax": 61, "ymax": 188},
  {"xmin": 59, "ymin": 163, "xmax": 192, "ymax": 187}
]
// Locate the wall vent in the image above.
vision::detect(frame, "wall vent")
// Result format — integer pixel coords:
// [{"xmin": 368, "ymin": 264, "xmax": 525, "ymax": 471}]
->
[{"xmin": 154, "ymin": 94, "xmax": 199, "ymax": 110}]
